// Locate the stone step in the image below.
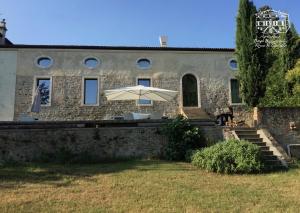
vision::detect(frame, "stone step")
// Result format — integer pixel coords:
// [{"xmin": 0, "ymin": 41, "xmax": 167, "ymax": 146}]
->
[
  {"xmin": 264, "ymin": 159, "xmax": 282, "ymax": 165},
  {"xmin": 244, "ymin": 138, "xmax": 263, "ymax": 142},
  {"xmin": 235, "ymin": 130, "xmax": 257, "ymax": 135},
  {"xmin": 234, "ymin": 127, "xmax": 256, "ymax": 131},
  {"xmin": 235, "ymin": 127, "xmax": 284, "ymax": 169},
  {"xmin": 259, "ymin": 146, "xmax": 270, "ymax": 151},
  {"xmin": 251, "ymin": 142, "xmax": 267, "ymax": 147},
  {"xmin": 261, "ymin": 150, "xmax": 273, "ymax": 155},
  {"xmin": 262, "ymin": 155, "xmax": 278, "ymax": 161},
  {"xmin": 238, "ymin": 134, "xmax": 260, "ymax": 139}
]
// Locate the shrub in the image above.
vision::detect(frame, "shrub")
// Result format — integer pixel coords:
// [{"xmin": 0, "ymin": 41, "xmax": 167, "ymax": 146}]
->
[
  {"xmin": 162, "ymin": 115, "xmax": 206, "ymax": 161},
  {"xmin": 191, "ymin": 139, "xmax": 264, "ymax": 174}
]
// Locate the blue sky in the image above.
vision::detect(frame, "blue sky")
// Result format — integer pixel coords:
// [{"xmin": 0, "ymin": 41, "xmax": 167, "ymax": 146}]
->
[{"xmin": 1, "ymin": 0, "xmax": 299, "ymax": 48}]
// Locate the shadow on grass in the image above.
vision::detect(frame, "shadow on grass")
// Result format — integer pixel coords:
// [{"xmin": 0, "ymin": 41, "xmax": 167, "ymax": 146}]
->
[{"xmin": 0, "ymin": 160, "xmax": 192, "ymax": 187}]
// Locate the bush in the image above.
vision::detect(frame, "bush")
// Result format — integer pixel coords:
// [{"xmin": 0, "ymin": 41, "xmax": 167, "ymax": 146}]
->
[
  {"xmin": 162, "ymin": 115, "xmax": 206, "ymax": 161},
  {"xmin": 191, "ymin": 139, "xmax": 264, "ymax": 174}
]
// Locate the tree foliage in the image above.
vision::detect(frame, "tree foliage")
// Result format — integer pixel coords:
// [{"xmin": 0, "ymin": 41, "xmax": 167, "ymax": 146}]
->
[
  {"xmin": 236, "ymin": 0, "xmax": 266, "ymax": 107},
  {"xmin": 236, "ymin": 1, "xmax": 300, "ymax": 107},
  {"xmin": 260, "ymin": 24, "xmax": 300, "ymax": 106},
  {"xmin": 162, "ymin": 115, "xmax": 206, "ymax": 161}
]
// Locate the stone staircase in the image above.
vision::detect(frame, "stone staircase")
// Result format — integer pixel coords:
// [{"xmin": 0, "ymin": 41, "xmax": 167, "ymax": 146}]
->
[
  {"xmin": 182, "ymin": 107, "xmax": 211, "ymax": 119},
  {"xmin": 234, "ymin": 127, "xmax": 286, "ymax": 169}
]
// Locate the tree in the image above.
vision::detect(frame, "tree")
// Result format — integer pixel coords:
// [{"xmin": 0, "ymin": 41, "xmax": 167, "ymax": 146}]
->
[
  {"xmin": 285, "ymin": 59, "xmax": 300, "ymax": 106},
  {"xmin": 39, "ymin": 82, "xmax": 50, "ymax": 105},
  {"xmin": 260, "ymin": 22, "xmax": 300, "ymax": 106},
  {"xmin": 236, "ymin": 0, "xmax": 266, "ymax": 107}
]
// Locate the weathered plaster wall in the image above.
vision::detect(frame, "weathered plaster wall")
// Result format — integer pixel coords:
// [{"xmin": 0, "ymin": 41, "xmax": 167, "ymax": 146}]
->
[
  {"xmin": 0, "ymin": 50, "xmax": 17, "ymax": 121},
  {"xmin": 14, "ymin": 48, "xmax": 237, "ymax": 120}
]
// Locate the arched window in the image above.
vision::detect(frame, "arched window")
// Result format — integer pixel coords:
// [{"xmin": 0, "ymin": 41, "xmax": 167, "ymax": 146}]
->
[{"xmin": 182, "ymin": 74, "xmax": 198, "ymax": 107}]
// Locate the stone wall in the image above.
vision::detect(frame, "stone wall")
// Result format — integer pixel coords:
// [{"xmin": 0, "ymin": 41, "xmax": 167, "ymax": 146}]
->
[
  {"xmin": 232, "ymin": 106, "xmax": 254, "ymax": 127},
  {"xmin": 0, "ymin": 127, "xmax": 167, "ymax": 162},
  {"xmin": 258, "ymin": 107, "xmax": 300, "ymax": 151},
  {"xmin": 0, "ymin": 123, "xmax": 223, "ymax": 162}
]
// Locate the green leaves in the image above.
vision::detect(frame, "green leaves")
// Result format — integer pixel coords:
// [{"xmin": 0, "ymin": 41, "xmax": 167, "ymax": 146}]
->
[
  {"xmin": 236, "ymin": 0, "xmax": 264, "ymax": 107},
  {"xmin": 162, "ymin": 115, "xmax": 206, "ymax": 161},
  {"xmin": 191, "ymin": 139, "xmax": 264, "ymax": 174}
]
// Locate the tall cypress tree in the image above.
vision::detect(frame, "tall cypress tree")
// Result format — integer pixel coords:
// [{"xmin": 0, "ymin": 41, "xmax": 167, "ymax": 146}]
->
[{"xmin": 236, "ymin": 0, "xmax": 265, "ymax": 107}]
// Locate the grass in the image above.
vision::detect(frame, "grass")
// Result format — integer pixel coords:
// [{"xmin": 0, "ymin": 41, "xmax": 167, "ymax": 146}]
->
[{"xmin": 0, "ymin": 160, "xmax": 300, "ymax": 212}]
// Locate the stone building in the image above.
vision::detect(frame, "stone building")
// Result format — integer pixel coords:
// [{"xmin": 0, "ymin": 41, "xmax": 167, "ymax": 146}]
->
[{"xmin": 0, "ymin": 20, "xmax": 242, "ymax": 121}]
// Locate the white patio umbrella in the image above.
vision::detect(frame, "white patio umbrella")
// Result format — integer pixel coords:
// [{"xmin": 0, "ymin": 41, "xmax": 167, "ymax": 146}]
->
[{"xmin": 104, "ymin": 85, "xmax": 178, "ymax": 102}]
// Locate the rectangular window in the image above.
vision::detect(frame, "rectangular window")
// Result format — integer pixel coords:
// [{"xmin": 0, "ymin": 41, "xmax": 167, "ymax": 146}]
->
[
  {"xmin": 137, "ymin": 78, "xmax": 151, "ymax": 105},
  {"xmin": 230, "ymin": 79, "xmax": 242, "ymax": 104},
  {"xmin": 36, "ymin": 78, "xmax": 51, "ymax": 105},
  {"xmin": 84, "ymin": 79, "xmax": 98, "ymax": 105}
]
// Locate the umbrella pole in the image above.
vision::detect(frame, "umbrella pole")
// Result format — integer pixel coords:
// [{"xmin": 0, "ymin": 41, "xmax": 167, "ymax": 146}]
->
[{"xmin": 138, "ymin": 90, "xmax": 141, "ymax": 113}]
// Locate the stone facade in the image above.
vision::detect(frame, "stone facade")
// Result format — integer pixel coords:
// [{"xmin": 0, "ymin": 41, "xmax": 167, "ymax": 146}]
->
[{"xmin": 0, "ymin": 46, "xmax": 241, "ymax": 121}]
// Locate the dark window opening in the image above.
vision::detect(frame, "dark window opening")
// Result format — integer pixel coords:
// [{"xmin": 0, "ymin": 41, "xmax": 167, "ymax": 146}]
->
[{"xmin": 230, "ymin": 79, "xmax": 242, "ymax": 104}]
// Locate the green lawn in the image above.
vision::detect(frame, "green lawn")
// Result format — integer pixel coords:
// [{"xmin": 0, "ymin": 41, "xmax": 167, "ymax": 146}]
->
[{"xmin": 0, "ymin": 160, "xmax": 300, "ymax": 212}]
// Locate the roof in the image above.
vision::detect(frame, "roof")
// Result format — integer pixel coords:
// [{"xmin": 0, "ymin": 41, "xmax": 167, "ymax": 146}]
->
[
  {"xmin": 1, "ymin": 44, "xmax": 235, "ymax": 52},
  {"xmin": 0, "ymin": 34, "xmax": 13, "ymax": 45},
  {"xmin": 4, "ymin": 38, "xmax": 13, "ymax": 45}
]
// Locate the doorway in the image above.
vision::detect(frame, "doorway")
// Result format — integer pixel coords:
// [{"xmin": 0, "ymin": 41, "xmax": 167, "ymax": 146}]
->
[{"xmin": 182, "ymin": 74, "xmax": 198, "ymax": 107}]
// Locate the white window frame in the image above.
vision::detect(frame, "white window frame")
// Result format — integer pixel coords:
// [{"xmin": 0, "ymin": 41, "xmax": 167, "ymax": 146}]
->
[
  {"xmin": 229, "ymin": 78, "xmax": 244, "ymax": 105},
  {"xmin": 136, "ymin": 77, "xmax": 153, "ymax": 106},
  {"xmin": 33, "ymin": 76, "xmax": 52, "ymax": 107},
  {"xmin": 81, "ymin": 76, "xmax": 100, "ymax": 106}
]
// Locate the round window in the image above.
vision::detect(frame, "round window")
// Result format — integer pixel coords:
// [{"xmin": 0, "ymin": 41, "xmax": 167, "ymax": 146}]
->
[
  {"xmin": 36, "ymin": 57, "xmax": 53, "ymax": 68},
  {"xmin": 84, "ymin": 57, "xmax": 99, "ymax": 69},
  {"xmin": 229, "ymin": 59, "xmax": 238, "ymax": 70},
  {"xmin": 137, "ymin": 58, "xmax": 151, "ymax": 69}
]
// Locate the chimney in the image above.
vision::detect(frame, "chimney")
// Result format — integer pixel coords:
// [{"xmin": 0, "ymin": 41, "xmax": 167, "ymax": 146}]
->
[
  {"xmin": 0, "ymin": 19, "xmax": 7, "ymax": 45},
  {"xmin": 159, "ymin": 35, "xmax": 168, "ymax": 47}
]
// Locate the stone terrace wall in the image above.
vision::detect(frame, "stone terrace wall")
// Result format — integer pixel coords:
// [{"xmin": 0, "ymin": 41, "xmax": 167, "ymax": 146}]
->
[
  {"xmin": 258, "ymin": 107, "xmax": 300, "ymax": 150},
  {"xmin": 0, "ymin": 127, "xmax": 167, "ymax": 162},
  {"xmin": 0, "ymin": 123, "xmax": 223, "ymax": 162}
]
